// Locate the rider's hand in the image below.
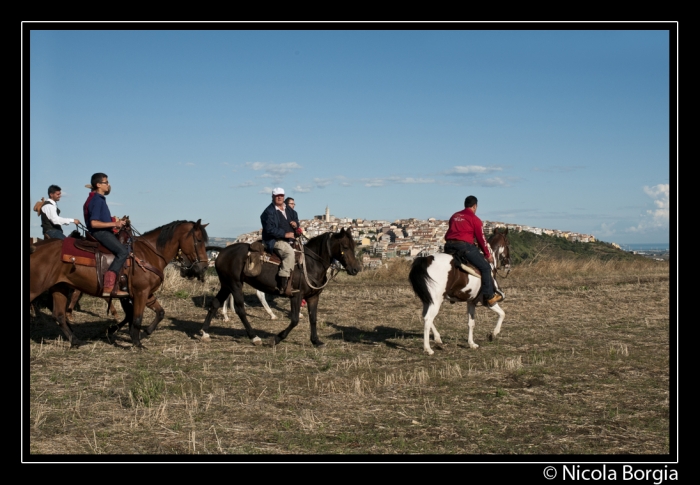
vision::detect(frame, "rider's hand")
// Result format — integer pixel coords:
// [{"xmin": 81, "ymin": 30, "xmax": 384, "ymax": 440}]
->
[
  {"xmin": 290, "ymin": 221, "xmax": 298, "ymax": 229},
  {"xmin": 73, "ymin": 219, "xmax": 81, "ymax": 225},
  {"xmin": 284, "ymin": 232, "xmax": 294, "ymax": 238},
  {"xmin": 487, "ymin": 255, "xmax": 494, "ymax": 263}
]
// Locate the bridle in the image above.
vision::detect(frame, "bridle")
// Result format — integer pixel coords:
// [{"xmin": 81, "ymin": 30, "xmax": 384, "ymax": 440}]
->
[
  {"xmin": 299, "ymin": 233, "xmax": 347, "ymax": 290},
  {"xmin": 173, "ymin": 226, "xmax": 207, "ymax": 271},
  {"xmin": 492, "ymin": 237, "xmax": 511, "ymax": 277}
]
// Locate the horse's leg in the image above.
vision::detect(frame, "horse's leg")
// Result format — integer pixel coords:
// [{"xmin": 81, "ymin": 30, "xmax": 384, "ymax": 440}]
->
[
  {"xmin": 422, "ymin": 299, "xmax": 443, "ymax": 356},
  {"xmin": 66, "ymin": 289, "xmax": 82, "ymax": 323},
  {"xmin": 201, "ymin": 287, "xmax": 229, "ymax": 339},
  {"xmin": 230, "ymin": 283, "xmax": 262, "ymax": 345},
  {"xmin": 51, "ymin": 285, "xmax": 85, "ymax": 348},
  {"xmin": 466, "ymin": 301, "xmax": 479, "ymax": 349},
  {"xmin": 108, "ymin": 297, "xmax": 130, "ymax": 338},
  {"xmin": 304, "ymin": 294, "xmax": 322, "ymax": 347},
  {"xmin": 128, "ymin": 293, "xmax": 147, "ymax": 349},
  {"xmin": 270, "ymin": 294, "xmax": 303, "ymax": 347},
  {"xmin": 257, "ymin": 290, "xmax": 277, "ymax": 320},
  {"xmin": 221, "ymin": 294, "xmax": 231, "ymax": 321},
  {"xmin": 143, "ymin": 295, "xmax": 165, "ymax": 336},
  {"xmin": 487, "ymin": 303, "xmax": 505, "ymax": 342}
]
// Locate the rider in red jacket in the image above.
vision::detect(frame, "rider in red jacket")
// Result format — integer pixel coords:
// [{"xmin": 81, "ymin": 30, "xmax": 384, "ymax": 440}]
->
[{"xmin": 444, "ymin": 195, "xmax": 503, "ymax": 306}]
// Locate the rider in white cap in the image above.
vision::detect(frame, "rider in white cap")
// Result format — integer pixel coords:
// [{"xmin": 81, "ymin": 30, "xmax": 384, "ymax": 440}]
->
[{"xmin": 260, "ymin": 187, "xmax": 301, "ymax": 294}]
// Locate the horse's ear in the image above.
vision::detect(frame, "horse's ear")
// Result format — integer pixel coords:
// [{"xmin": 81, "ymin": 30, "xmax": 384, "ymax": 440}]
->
[
  {"xmin": 344, "ymin": 227, "xmax": 352, "ymax": 236},
  {"xmin": 202, "ymin": 223, "xmax": 209, "ymax": 228},
  {"xmin": 504, "ymin": 227, "xmax": 508, "ymax": 235}
]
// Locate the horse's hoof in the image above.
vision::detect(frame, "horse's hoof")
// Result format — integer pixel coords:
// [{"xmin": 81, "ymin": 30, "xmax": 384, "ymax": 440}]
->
[
  {"xmin": 252, "ymin": 336, "xmax": 263, "ymax": 346},
  {"xmin": 107, "ymin": 325, "xmax": 119, "ymax": 336},
  {"xmin": 469, "ymin": 343, "xmax": 480, "ymax": 349},
  {"xmin": 313, "ymin": 341, "xmax": 326, "ymax": 349},
  {"xmin": 488, "ymin": 333, "xmax": 494, "ymax": 342},
  {"xmin": 434, "ymin": 343, "xmax": 444, "ymax": 350},
  {"xmin": 424, "ymin": 349, "xmax": 435, "ymax": 356}
]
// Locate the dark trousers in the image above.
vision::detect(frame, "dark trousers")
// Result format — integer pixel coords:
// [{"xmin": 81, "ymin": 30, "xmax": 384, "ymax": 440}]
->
[
  {"xmin": 44, "ymin": 229, "xmax": 65, "ymax": 240},
  {"xmin": 91, "ymin": 230, "xmax": 129, "ymax": 274},
  {"xmin": 444, "ymin": 240, "xmax": 495, "ymax": 298}
]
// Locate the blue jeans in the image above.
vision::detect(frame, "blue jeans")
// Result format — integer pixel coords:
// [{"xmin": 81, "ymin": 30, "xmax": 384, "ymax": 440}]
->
[
  {"xmin": 44, "ymin": 229, "xmax": 65, "ymax": 240},
  {"xmin": 444, "ymin": 240, "xmax": 495, "ymax": 298},
  {"xmin": 91, "ymin": 230, "xmax": 129, "ymax": 274}
]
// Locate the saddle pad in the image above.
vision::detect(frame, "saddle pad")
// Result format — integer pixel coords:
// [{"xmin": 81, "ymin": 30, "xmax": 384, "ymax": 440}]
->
[{"xmin": 60, "ymin": 237, "xmax": 131, "ymax": 268}]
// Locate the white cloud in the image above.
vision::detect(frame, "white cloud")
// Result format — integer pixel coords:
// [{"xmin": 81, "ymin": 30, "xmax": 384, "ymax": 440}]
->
[
  {"xmin": 314, "ymin": 178, "xmax": 333, "ymax": 188},
  {"xmin": 245, "ymin": 162, "xmax": 302, "ymax": 183},
  {"xmin": 361, "ymin": 176, "xmax": 435, "ymax": 188},
  {"xmin": 294, "ymin": 185, "xmax": 312, "ymax": 193},
  {"xmin": 627, "ymin": 184, "xmax": 670, "ymax": 233},
  {"xmin": 234, "ymin": 181, "xmax": 257, "ymax": 188},
  {"xmin": 445, "ymin": 165, "xmax": 502, "ymax": 176}
]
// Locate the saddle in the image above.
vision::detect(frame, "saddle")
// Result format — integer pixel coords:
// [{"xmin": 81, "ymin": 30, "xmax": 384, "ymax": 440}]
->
[
  {"xmin": 61, "ymin": 219, "xmax": 134, "ymax": 296},
  {"xmin": 244, "ymin": 239, "xmax": 303, "ymax": 276},
  {"xmin": 244, "ymin": 240, "xmax": 303, "ymax": 296},
  {"xmin": 443, "ymin": 247, "xmax": 481, "ymax": 278}
]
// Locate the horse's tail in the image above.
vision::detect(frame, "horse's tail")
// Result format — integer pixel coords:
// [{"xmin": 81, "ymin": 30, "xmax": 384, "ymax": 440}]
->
[{"xmin": 409, "ymin": 256, "xmax": 435, "ymax": 306}]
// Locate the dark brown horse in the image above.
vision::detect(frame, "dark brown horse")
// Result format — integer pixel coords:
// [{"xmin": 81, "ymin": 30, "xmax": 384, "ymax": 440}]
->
[
  {"xmin": 29, "ymin": 220, "xmax": 209, "ymax": 348},
  {"xmin": 200, "ymin": 228, "xmax": 361, "ymax": 348}
]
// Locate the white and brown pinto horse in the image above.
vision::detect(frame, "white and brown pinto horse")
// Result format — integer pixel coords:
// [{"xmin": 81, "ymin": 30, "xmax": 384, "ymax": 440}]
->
[{"xmin": 409, "ymin": 230, "xmax": 510, "ymax": 355}]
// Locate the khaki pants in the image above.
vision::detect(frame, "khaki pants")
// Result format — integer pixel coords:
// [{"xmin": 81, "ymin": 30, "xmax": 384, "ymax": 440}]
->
[{"xmin": 273, "ymin": 240, "xmax": 295, "ymax": 277}]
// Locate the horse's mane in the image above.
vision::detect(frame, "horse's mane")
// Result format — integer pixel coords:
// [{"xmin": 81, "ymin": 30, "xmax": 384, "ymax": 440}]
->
[
  {"xmin": 140, "ymin": 220, "xmax": 209, "ymax": 251},
  {"xmin": 304, "ymin": 229, "xmax": 355, "ymax": 255}
]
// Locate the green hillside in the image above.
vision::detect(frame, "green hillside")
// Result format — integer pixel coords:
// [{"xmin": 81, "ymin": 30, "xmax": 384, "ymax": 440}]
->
[{"xmin": 503, "ymin": 230, "xmax": 647, "ymax": 265}]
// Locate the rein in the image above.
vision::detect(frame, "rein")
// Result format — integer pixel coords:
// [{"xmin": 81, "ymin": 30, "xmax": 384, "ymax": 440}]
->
[{"xmin": 300, "ymin": 234, "xmax": 340, "ymax": 290}]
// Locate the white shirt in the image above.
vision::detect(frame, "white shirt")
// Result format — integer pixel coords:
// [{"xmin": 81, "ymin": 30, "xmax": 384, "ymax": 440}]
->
[{"xmin": 41, "ymin": 199, "xmax": 74, "ymax": 226}]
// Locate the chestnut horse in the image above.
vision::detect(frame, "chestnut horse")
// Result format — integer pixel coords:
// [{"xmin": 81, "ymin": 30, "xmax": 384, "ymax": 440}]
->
[
  {"xmin": 408, "ymin": 230, "xmax": 511, "ymax": 355},
  {"xmin": 200, "ymin": 228, "xmax": 361, "ymax": 348},
  {"xmin": 29, "ymin": 220, "xmax": 209, "ymax": 348},
  {"xmin": 30, "ymin": 226, "xmax": 165, "ymax": 332}
]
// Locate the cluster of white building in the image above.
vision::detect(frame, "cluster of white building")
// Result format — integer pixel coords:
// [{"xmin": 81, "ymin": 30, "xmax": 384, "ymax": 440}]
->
[{"xmin": 232, "ymin": 206, "xmax": 599, "ymax": 268}]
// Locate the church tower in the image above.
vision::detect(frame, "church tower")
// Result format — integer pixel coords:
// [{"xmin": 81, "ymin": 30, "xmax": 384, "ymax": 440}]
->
[{"xmin": 325, "ymin": 205, "xmax": 330, "ymax": 222}]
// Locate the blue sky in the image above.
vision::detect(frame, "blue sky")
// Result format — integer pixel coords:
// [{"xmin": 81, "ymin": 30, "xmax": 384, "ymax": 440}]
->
[{"xmin": 25, "ymin": 26, "xmax": 674, "ymax": 245}]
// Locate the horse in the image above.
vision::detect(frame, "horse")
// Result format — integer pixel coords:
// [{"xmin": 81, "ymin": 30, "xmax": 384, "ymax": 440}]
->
[
  {"xmin": 222, "ymin": 290, "xmax": 279, "ymax": 321},
  {"xmin": 221, "ymin": 290, "xmax": 307, "ymax": 321},
  {"xmin": 29, "ymin": 219, "xmax": 209, "ymax": 348},
  {"xmin": 408, "ymin": 231, "xmax": 511, "ymax": 355},
  {"xmin": 29, "ymin": 224, "xmax": 164, "ymax": 331},
  {"xmin": 489, "ymin": 227, "xmax": 512, "ymax": 277},
  {"xmin": 200, "ymin": 228, "xmax": 361, "ymax": 347}
]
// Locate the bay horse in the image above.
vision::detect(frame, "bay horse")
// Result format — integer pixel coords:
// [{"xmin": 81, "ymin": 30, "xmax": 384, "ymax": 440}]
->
[
  {"xmin": 200, "ymin": 228, "xmax": 361, "ymax": 347},
  {"xmin": 29, "ymin": 220, "xmax": 209, "ymax": 348},
  {"xmin": 30, "ymin": 226, "xmax": 165, "ymax": 331},
  {"xmin": 408, "ymin": 231, "xmax": 511, "ymax": 355}
]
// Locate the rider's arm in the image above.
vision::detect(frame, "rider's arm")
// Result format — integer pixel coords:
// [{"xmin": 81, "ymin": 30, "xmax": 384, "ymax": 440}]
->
[
  {"xmin": 261, "ymin": 207, "xmax": 287, "ymax": 240},
  {"xmin": 42, "ymin": 203, "xmax": 77, "ymax": 226},
  {"xmin": 90, "ymin": 219, "xmax": 125, "ymax": 230}
]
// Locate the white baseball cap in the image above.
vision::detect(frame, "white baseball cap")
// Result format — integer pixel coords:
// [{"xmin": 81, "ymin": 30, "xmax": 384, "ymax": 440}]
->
[{"xmin": 272, "ymin": 187, "xmax": 285, "ymax": 195}]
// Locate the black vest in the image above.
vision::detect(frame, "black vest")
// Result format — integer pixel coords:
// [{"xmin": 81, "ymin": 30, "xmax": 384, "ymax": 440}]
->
[{"xmin": 40, "ymin": 200, "xmax": 62, "ymax": 235}]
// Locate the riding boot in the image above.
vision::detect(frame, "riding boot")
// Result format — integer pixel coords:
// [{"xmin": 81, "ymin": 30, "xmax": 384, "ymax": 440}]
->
[{"xmin": 277, "ymin": 276, "xmax": 289, "ymax": 295}]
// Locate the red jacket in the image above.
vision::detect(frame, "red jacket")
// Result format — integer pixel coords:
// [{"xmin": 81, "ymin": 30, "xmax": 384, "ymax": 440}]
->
[{"xmin": 444, "ymin": 208, "xmax": 491, "ymax": 259}]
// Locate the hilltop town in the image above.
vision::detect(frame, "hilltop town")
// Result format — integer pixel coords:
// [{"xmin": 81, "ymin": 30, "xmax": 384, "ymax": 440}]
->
[{"xmin": 216, "ymin": 206, "xmax": 603, "ymax": 269}]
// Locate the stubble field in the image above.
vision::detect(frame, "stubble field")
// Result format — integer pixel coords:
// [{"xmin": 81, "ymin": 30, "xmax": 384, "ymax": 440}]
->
[{"xmin": 26, "ymin": 257, "xmax": 672, "ymax": 457}]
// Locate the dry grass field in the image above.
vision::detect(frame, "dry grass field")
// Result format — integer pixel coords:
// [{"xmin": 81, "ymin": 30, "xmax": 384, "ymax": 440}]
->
[{"xmin": 26, "ymin": 256, "xmax": 672, "ymax": 458}]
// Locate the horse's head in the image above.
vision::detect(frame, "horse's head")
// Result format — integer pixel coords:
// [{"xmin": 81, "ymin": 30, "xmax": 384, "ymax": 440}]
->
[
  {"xmin": 330, "ymin": 227, "xmax": 361, "ymax": 276},
  {"xmin": 489, "ymin": 228, "xmax": 511, "ymax": 277},
  {"xmin": 176, "ymin": 219, "xmax": 210, "ymax": 281}
]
